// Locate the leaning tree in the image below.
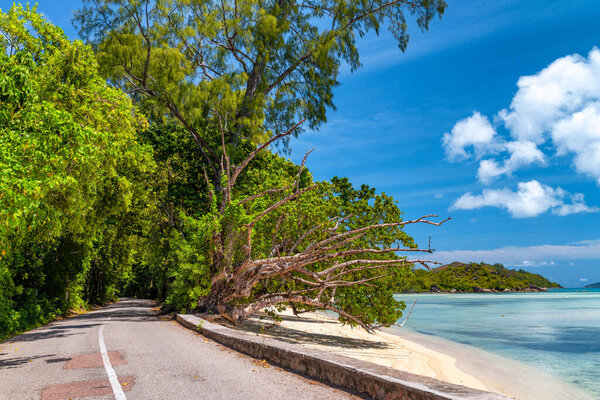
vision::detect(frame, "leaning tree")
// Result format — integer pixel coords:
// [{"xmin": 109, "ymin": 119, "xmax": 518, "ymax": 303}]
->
[
  {"xmin": 192, "ymin": 140, "xmax": 450, "ymax": 331},
  {"xmin": 75, "ymin": 0, "xmax": 448, "ymax": 330}
]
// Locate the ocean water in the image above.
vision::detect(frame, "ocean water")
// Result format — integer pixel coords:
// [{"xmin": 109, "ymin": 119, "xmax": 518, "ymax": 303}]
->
[{"xmin": 394, "ymin": 289, "xmax": 600, "ymax": 397}]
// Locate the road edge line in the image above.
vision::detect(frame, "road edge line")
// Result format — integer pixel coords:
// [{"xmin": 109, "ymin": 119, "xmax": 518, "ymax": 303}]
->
[{"xmin": 99, "ymin": 318, "xmax": 127, "ymax": 400}]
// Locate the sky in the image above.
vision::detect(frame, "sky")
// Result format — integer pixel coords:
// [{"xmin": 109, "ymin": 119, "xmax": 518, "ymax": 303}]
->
[{"xmin": 3, "ymin": 0, "xmax": 599, "ymax": 287}]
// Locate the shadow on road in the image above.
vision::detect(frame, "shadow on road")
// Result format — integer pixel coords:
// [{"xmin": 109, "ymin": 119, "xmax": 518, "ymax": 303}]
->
[
  {"xmin": 0, "ymin": 354, "xmax": 56, "ymax": 370},
  {"xmin": 69, "ymin": 299, "xmax": 157, "ymax": 321},
  {"xmin": 5, "ymin": 328, "xmax": 86, "ymax": 343},
  {"xmin": 45, "ymin": 357, "xmax": 72, "ymax": 364},
  {"xmin": 2, "ymin": 299, "xmax": 157, "ymax": 344}
]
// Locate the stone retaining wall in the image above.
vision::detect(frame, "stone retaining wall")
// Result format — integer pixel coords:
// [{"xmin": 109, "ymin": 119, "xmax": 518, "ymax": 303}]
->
[{"xmin": 176, "ymin": 314, "xmax": 511, "ymax": 400}]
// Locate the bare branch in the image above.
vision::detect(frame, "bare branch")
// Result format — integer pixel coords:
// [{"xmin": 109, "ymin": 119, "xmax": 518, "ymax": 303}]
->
[
  {"xmin": 239, "ymin": 185, "xmax": 293, "ymax": 205},
  {"xmin": 245, "ymin": 184, "xmax": 318, "ymax": 228},
  {"xmin": 218, "ymin": 116, "xmax": 232, "ymax": 204},
  {"xmin": 230, "ymin": 119, "xmax": 305, "ymax": 186},
  {"xmin": 317, "ymin": 258, "xmax": 410, "ymax": 277},
  {"xmin": 313, "ymin": 215, "xmax": 451, "ymax": 250},
  {"xmin": 295, "ymin": 148, "xmax": 314, "ymax": 192}
]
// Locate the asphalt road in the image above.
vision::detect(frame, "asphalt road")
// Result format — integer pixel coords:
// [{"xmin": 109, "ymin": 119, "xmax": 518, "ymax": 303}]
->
[{"xmin": 0, "ymin": 299, "xmax": 360, "ymax": 400}]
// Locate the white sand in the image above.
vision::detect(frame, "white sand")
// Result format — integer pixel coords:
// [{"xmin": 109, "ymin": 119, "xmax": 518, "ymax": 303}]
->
[
  {"xmin": 246, "ymin": 310, "xmax": 488, "ymax": 391},
  {"xmin": 243, "ymin": 310, "xmax": 593, "ymax": 400}
]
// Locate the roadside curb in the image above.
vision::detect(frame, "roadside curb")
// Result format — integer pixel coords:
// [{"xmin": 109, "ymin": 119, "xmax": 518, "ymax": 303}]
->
[{"xmin": 176, "ymin": 314, "xmax": 511, "ymax": 400}]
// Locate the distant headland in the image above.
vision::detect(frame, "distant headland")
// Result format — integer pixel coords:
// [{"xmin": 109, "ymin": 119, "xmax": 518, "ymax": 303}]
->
[
  {"xmin": 584, "ymin": 282, "xmax": 600, "ymax": 289},
  {"xmin": 401, "ymin": 261, "xmax": 562, "ymax": 293}
]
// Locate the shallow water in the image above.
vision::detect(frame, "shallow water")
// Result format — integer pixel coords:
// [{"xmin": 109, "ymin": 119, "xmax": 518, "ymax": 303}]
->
[{"xmin": 394, "ymin": 289, "xmax": 600, "ymax": 397}]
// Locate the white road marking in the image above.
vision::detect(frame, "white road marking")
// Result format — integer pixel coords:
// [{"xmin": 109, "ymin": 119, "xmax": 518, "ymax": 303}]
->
[{"xmin": 99, "ymin": 317, "xmax": 127, "ymax": 400}]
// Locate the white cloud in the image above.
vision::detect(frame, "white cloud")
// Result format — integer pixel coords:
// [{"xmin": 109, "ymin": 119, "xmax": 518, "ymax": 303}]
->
[
  {"xmin": 499, "ymin": 49, "xmax": 600, "ymax": 143},
  {"xmin": 510, "ymin": 260, "xmax": 556, "ymax": 267},
  {"xmin": 432, "ymin": 240, "xmax": 600, "ymax": 265},
  {"xmin": 450, "ymin": 180, "xmax": 598, "ymax": 218},
  {"xmin": 553, "ymin": 193, "xmax": 598, "ymax": 216},
  {"xmin": 573, "ymin": 239, "xmax": 600, "ymax": 246},
  {"xmin": 445, "ymin": 48, "xmax": 600, "ymax": 184},
  {"xmin": 442, "ymin": 112, "xmax": 498, "ymax": 161},
  {"xmin": 552, "ymin": 104, "xmax": 600, "ymax": 183},
  {"xmin": 477, "ymin": 141, "xmax": 546, "ymax": 183},
  {"xmin": 580, "ymin": 278, "xmax": 589, "ymax": 282},
  {"xmin": 476, "ymin": 159, "xmax": 505, "ymax": 183}
]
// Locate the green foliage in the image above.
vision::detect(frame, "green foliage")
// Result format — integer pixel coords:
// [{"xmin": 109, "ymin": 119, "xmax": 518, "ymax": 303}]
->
[
  {"xmin": 122, "ymin": 125, "xmax": 416, "ymax": 326},
  {"xmin": 74, "ymin": 0, "xmax": 446, "ymax": 159},
  {"xmin": 0, "ymin": 5, "xmax": 154, "ymax": 340},
  {"xmin": 116, "ymin": 123, "xmax": 213, "ymax": 309},
  {"xmin": 401, "ymin": 262, "xmax": 562, "ymax": 293},
  {"xmin": 220, "ymin": 154, "xmax": 416, "ymax": 327},
  {"xmin": 1, "ymin": 0, "xmax": 449, "ymax": 337}
]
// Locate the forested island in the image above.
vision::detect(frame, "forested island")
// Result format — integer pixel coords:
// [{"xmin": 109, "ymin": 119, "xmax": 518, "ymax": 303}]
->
[
  {"xmin": 400, "ymin": 262, "xmax": 562, "ymax": 293},
  {"xmin": 584, "ymin": 282, "xmax": 600, "ymax": 289}
]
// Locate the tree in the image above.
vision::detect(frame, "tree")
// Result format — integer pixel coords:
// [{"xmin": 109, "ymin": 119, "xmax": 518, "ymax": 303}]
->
[
  {"xmin": 75, "ymin": 0, "xmax": 446, "ymax": 183},
  {"xmin": 75, "ymin": 0, "xmax": 448, "ymax": 330},
  {"xmin": 125, "ymin": 123, "xmax": 448, "ymax": 329},
  {"xmin": 197, "ymin": 147, "xmax": 449, "ymax": 330},
  {"xmin": 0, "ymin": 5, "xmax": 154, "ymax": 339}
]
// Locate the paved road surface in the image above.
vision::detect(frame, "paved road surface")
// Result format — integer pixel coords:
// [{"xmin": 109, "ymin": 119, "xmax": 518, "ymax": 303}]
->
[{"xmin": 0, "ymin": 299, "xmax": 360, "ymax": 400}]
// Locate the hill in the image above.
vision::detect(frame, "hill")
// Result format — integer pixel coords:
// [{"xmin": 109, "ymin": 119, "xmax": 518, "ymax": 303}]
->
[
  {"xmin": 584, "ymin": 282, "xmax": 600, "ymax": 289},
  {"xmin": 400, "ymin": 262, "xmax": 562, "ymax": 293}
]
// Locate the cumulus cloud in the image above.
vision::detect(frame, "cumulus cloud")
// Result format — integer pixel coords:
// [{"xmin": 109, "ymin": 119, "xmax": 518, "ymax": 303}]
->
[
  {"xmin": 477, "ymin": 141, "xmax": 546, "ymax": 183},
  {"xmin": 450, "ymin": 180, "xmax": 598, "ymax": 218},
  {"xmin": 443, "ymin": 118, "xmax": 546, "ymax": 184},
  {"xmin": 552, "ymin": 104, "xmax": 600, "ymax": 183},
  {"xmin": 442, "ymin": 112, "xmax": 498, "ymax": 161},
  {"xmin": 499, "ymin": 49, "xmax": 600, "ymax": 143},
  {"xmin": 445, "ymin": 48, "xmax": 600, "ymax": 184}
]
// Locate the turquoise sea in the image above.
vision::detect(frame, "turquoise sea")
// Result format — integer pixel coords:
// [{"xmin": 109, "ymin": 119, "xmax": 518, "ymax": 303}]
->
[{"xmin": 394, "ymin": 289, "xmax": 600, "ymax": 398}]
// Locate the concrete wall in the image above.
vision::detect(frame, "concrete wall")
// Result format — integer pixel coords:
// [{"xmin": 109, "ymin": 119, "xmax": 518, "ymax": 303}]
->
[{"xmin": 176, "ymin": 314, "xmax": 511, "ymax": 400}]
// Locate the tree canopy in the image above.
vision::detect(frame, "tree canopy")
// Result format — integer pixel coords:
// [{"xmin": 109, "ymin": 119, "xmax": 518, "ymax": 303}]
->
[
  {"xmin": 0, "ymin": 5, "xmax": 154, "ymax": 339},
  {"xmin": 75, "ymin": 0, "xmax": 446, "ymax": 180},
  {"xmin": 1, "ymin": 0, "xmax": 449, "ymax": 339}
]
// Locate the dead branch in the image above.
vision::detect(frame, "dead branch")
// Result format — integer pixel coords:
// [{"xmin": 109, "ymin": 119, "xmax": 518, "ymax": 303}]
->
[
  {"xmin": 398, "ymin": 299, "xmax": 417, "ymax": 328},
  {"xmin": 239, "ymin": 185, "xmax": 293, "ymax": 205},
  {"xmin": 245, "ymin": 184, "xmax": 318, "ymax": 227},
  {"xmin": 295, "ymin": 148, "xmax": 314, "ymax": 192},
  {"xmin": 230, "ymin": 119, "xmax": 305, "ymax": 186},
  {"xmin": 312, "ymin": 215, "xmax": 451, "ymax": 251},
  {"xmin": 198, "ymin": 124, "xmax": 449, "ymax": 331}
]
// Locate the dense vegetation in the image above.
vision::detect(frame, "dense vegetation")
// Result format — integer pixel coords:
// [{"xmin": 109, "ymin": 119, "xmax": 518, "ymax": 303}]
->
[
  {"xmin": 0, "ymin": 7, "xmax": 154, "ymax": 339},
  {"xmin": 400, "ymin": 262, "xmax": 562, "ymax": 293},
  {"xmin": 1, "ymin": 0, "xmax": 447, "ymax": 340}
]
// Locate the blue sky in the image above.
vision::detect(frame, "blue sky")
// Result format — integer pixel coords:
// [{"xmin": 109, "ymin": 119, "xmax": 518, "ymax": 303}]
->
[{"xmin": 3, "ymin": 0, "xmax": 599, "ymax": 287}]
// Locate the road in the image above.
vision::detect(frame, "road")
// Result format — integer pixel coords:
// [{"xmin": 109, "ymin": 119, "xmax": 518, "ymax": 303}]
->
[{"xmin": 0, "ymin": 299, "xmax": 360, "ymax": 400}]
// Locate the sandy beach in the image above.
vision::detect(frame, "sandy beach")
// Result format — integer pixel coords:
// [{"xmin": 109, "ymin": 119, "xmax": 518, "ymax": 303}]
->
[{"xmin": 240, "ymin": 309, "xmax": 592, "ymax": 400}]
